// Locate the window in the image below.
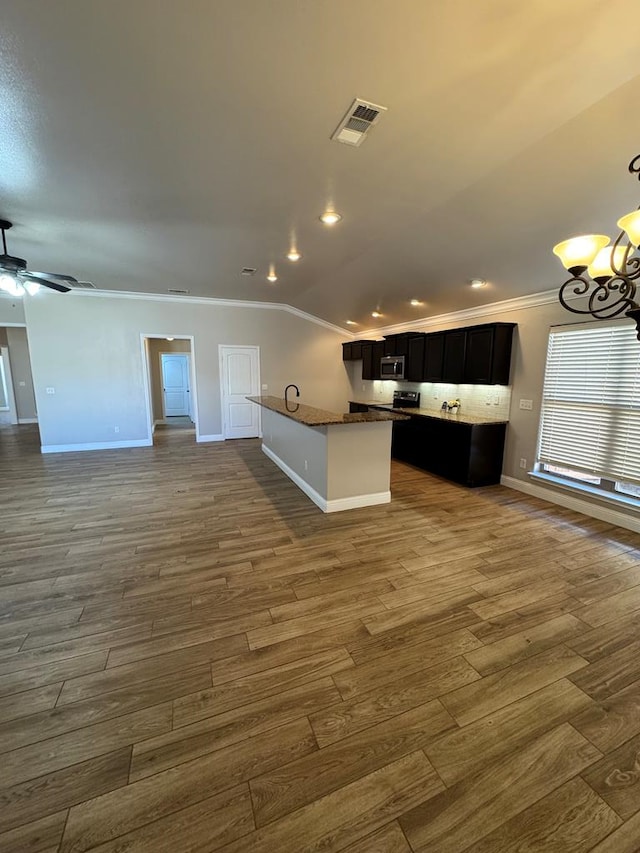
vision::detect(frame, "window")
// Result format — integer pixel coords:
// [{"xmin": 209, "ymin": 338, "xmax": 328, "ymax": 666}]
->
[{"xmin": 536, "ymin": 322, "xmax": 640, "ymax": 503}]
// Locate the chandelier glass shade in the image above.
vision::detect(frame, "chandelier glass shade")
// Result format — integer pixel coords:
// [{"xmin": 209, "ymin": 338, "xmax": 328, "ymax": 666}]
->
[{"xmin": 553, "ymin": 155, "xmax": 640, "ymax": 338}]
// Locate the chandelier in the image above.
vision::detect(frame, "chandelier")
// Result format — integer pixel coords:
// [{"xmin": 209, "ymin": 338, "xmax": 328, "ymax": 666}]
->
[{"xmin": 553, "ymin": 155, "xmax": 640, "ymax": 337}]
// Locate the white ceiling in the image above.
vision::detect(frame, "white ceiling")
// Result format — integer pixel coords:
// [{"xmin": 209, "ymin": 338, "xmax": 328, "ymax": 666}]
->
[{"xmin": 3, "ymin": 0, "xmax": 640, "ymax": 331}]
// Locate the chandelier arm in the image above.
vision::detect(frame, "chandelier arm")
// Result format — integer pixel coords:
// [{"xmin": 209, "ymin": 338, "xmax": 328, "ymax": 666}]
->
[
  {"xmin": 558, "ymin": 275, "xmax": 594, "ymax": 312},
  {"xmin": 610, "ymin": 230, "xmax": 635, "ymax": 278},
  {"xmin": 558, "ymin": 274, "xmax": 639, "ymax": 319},
  {"xmin": 629, "ymin": 155, "xmax": 640, "ymax": 180},
  {"xmin": 626, "ymin": 256, "xmax": 640, "ymax": 276},
  {"xmin": 587, "ymin": 277, "xmax": 637, "ymax": 315}
]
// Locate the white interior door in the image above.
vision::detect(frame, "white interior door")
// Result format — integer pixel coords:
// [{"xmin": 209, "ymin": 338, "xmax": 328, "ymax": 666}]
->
[
  {"xmin": 161, "ymin": 353, "xmax": 191, "ymax": 417},
  {"xmin": 220, "ymin": 345, "xmax": 261, "ymax": 439}
]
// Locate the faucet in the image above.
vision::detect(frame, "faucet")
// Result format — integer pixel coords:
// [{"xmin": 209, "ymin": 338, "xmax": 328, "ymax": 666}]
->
[
  {"xmin": 284, "ymin": 384, "xmax": 300, "ymax": 404},
  {"xmin": 284, "ymin": 384, "xmax": 300, "ymax": 412}
]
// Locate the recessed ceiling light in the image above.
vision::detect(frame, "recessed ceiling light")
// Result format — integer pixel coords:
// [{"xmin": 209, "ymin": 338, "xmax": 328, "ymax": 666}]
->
[
  {"xmin": 470, "ymin": 278, "xmax": 487, "ymax": 288},
  {"xmin": 320, "ymin": 211, "xmax": 342, "ymax": 225},
  {"xmin": 371, "ymin": 311, "xmax": 383, "ymax": 318},
  {"xmin": 410, "ymin": 299, "xmax": 423, "ymax": 306},
  {"xmin": 267, "ymin": 264, "xmax": 277, "ymax": 283},
  {"xmin": 287, "ymin": 249, "xmax": 302, "ymax": 261},
  {"xmin": 345, "ymin": 320, "xmax": 357, "ymax": 325}
]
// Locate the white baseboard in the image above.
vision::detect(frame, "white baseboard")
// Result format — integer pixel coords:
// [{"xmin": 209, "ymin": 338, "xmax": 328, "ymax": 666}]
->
[
  {"xmin": 262, "ymin": 444, "xmax": 391, "ymax": 513},
  {"xmin": 18, "ymin": 417, "xmax": 38, "ymax": 424},
  {"xmin": 324, "ymin": 491, "xmax": 391, "ymax": 512},
  {"xmin": 500, "ymin": 475, "xmax": 640, "ymax": 534},
  {"xmin": 196, "ymin": 433, "xmax": 224, "ymax": 443},
  {"xmin": 41, "ymin": 438, "xmax": 152, "ymax": 454}
]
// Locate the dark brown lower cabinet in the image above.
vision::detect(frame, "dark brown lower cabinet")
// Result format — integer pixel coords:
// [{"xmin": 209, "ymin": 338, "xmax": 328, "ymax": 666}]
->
[
  {"xmin": 348, "ymin": 404, "xmax": 507, "ymax": 487},
  {"xmin": 392, "ymin": 414, "xmax": 507, "ymax": 487}
]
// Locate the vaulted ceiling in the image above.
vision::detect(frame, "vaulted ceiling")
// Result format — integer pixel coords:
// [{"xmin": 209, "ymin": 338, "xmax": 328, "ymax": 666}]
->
[{"xmin": 3, "ymin": 0, "xmax": 640, "ymax": 331}]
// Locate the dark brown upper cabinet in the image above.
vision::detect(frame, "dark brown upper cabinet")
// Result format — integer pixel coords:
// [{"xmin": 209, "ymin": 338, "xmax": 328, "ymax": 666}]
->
[
  {"xmin": 423, "ymin": 332, "xmax": 445, "ymax": 381},
  {"xmin": 342, "ymin": 339, "xmax": 376, "ymax": 361},
  {"xmin": 442, "ymin": 329, "xmax": 466, "ymax": 383},
  {"xmin": 405, "ymin": 335, "xmax": 426, "ymax": 382},
  {"xmin": 361, "ymin": 341, "xmax": 385, "ymax": 380},
  {"xmin": 352, "ymin": 323, "xmax": 515, "ymax": 385},
  {"xmin": 463, "ymin": 323, "xmax": 515, "ymax": 385}
]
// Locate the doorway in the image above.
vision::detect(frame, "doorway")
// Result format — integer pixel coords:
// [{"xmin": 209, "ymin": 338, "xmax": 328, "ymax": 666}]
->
[
  {"xmin": 0, "ymin": 347, "xmax": 18, "ymax": 425},
  {"xmin": 142, "ymin": 335, "xmax": 197, "ymax": 442},
  {"xmin": 219, "ymin": 345, "xmax": 261, "ymax": 439}
]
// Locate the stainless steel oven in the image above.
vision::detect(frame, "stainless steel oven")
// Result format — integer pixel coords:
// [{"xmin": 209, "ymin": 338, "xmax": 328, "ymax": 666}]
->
[{"xmin": 380, "ymin": 355, "xmax": 405, "ymax": 380}]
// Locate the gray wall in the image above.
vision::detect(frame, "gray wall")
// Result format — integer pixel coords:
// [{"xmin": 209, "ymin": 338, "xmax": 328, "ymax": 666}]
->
[
  {"xmin": 23, "ymin": 292, "xmax": 351, "ymax": 448},
  {"xmin": 0, "ymin": 297, "xmax": 26, "ymax": 326}
]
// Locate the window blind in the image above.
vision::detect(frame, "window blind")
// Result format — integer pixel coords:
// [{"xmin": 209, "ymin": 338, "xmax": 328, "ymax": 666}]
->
[{"xmin": 537, "ymin": 323, "xmax": 640, "ymax": 485}]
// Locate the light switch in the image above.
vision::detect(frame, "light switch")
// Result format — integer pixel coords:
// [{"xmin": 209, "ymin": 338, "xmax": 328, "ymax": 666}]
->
[{"xmin": 519, "ymin": 398, "xmax": 533, "ymax": 410}]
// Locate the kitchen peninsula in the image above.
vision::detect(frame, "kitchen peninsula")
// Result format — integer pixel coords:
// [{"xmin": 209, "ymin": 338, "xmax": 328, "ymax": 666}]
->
[{"xmin": 247, "ymin": 396, "xmax": 408, "ymax": 512}]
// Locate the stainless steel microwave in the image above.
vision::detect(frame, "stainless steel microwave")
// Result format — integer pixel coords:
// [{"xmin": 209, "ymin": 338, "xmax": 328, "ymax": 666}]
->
[{"xmin": 380, "ymin": 355, "xmax": 405, "ymax": 380}]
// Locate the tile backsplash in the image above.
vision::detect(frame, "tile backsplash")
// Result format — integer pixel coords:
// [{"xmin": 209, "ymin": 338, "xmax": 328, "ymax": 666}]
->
[{"xmin": 358, "ymin": 379, "xmax": 512, "ymax": 420}]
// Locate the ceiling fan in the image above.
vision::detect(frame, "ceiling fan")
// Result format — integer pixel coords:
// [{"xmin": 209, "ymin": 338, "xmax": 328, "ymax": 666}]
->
[{"xmin": 0, "ymin": 219, "xmax": 76, "ymax": 296}]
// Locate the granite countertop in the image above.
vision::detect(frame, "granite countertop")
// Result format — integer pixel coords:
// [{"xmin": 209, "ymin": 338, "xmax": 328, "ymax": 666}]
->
[
  {"xmin": 349, "ymin": 400, "xmax": 508, "ymax": 426},
  {"xmin": 394, "ymin": 407, "xmax": 508, "ymax": 425},
  {"xmin": 248, "ymin": 396, "xmax": 409, "ymax": 426}
]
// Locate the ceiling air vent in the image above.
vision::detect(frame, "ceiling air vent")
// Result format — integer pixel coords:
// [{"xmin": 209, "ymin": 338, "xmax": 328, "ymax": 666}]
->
[
  {"xmin": 167, "ymin": 288, "xmax": 189, "ymax": 295},
  {"xmin": 330, "ymin": 98, "xmax": 387, "ymax": 147},
  {"xmin": 241, "ymin": 267, "xmax": 257, "ymax": 276}
]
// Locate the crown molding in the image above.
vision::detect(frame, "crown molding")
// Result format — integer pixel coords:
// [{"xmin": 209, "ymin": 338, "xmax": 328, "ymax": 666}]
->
[
  {"xmin": 358, "ymin": 288, "xmax": 564, "ymax": 337},
  {"xmin": 33, "ymin": 283, "xmax": 570, "ymax": 341},
  {"xmin": 68, "ymin": 288, "xmax": 351, "ymax": 338}
]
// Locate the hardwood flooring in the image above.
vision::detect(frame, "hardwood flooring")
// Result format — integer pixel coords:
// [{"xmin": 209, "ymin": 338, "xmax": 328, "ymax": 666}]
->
[{"xmin": 1, "ymin": 423, "xmax": 640, "ymax": 852}]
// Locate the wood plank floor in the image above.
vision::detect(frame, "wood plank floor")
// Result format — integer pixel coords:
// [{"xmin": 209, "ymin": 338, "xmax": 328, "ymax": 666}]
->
[{"xmin": 1, "ymin": 422, "xmax": 640, "ymax": 852}]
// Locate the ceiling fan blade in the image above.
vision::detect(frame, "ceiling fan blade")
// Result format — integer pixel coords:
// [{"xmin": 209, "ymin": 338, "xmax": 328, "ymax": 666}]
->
[
  {"xmin": 20, "ymin": 274, "xmax": 71, "ymax": 293},
  {"xmin": 23, "ymin": 270, "xmax": 78, "ymax": 283}
]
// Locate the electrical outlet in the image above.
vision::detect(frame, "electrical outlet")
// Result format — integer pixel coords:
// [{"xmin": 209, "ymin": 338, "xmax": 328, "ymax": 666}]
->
[
  {"xmin": 519, "ymin": 458, "xmax": 527, "ymax": 469},
  {"xmin": 18, "ymin": 380, "xmax": 25, "ymax": 387},
  {"xmin": 519, "ymin": 399, "xmax": 533, "ymax": 410},
  {"xmin": 261, "ymin": 383, "xmax": 268, "ymax": 391},
  {"xmin": 45, "ymin": 387, "xmax": 55, "ymax": 395},
  {"xmin": 114, "ymin": 426, "xmax": 119, "ymax": 433}
]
